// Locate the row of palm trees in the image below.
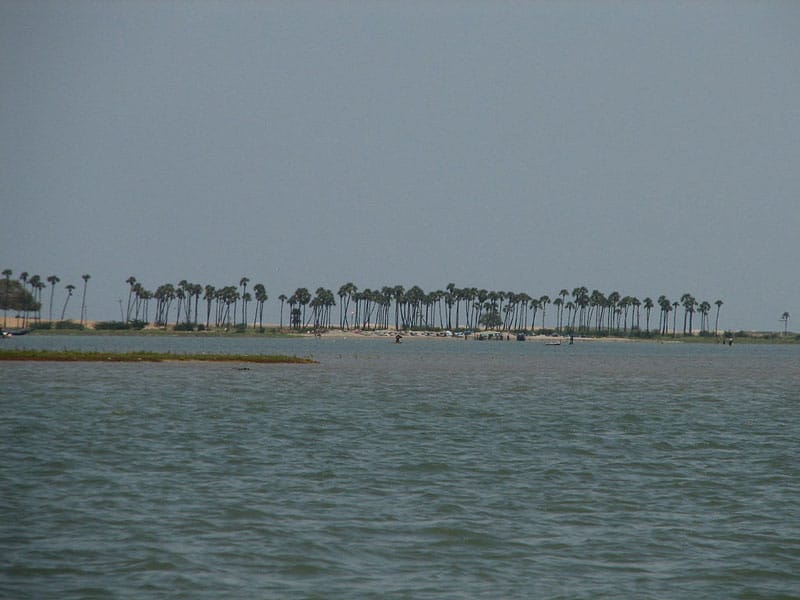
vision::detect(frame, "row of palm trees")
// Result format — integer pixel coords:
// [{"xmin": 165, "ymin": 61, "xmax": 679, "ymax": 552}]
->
[
  {"xmin": 120, "ymin": 279, "xmax": 728, "ymax": 335},
  {"xmin": 276, "ymin": 282, "xmax": 726, "ymax": 337},
  {"xmin": 1, "ymin": 269, "xmax": 731, "ymax": 337},
  {"xmin": 2, "ymin": 269, "xmax": 91, "ymax": 328},
  {"xmin": 123, "ymin": 276, "xmax": 270, "ymax": 330}
]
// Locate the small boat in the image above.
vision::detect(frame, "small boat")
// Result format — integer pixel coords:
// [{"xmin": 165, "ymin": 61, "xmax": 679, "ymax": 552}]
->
[
  {"xmin": 544, "ymin": 340, "xmax": 562, "ymax": 346},
  {"xmin": 516, "ymin": 333, "xmax": 526, "ymax": 341},
  {"xmin": 1, "ymin": 328, "xmax": 31, "ymax": 337}
]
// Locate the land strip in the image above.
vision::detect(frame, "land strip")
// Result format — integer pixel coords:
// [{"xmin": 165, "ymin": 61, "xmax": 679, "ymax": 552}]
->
[{"xmin": 0, "ymin": 349, "xmax": 315, "ymax": 363}]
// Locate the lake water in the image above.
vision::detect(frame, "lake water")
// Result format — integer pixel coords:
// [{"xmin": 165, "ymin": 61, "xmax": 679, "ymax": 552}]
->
[{"xmin": 1, "ymin": 335, "xmax": 799, "ymax": 598}]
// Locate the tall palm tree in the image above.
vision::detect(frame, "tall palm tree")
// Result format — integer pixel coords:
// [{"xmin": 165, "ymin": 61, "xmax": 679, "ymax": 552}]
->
[
  {"xmin": 680, "ymin": 293, "xmax": 696, "ymax": 335},
  {"xmin": 80, "ymin": 274, "xmax": 90, "ymax": 327},
  {"xmin": 252, "ymin": 284, "xmax": 267, "ymax": 329},
  {"xmin": 46, "ymin": 275, "xmax": 60, "ymax": 325},
  {"xmin": 2, "ymin": 268, "xmax": 11, "ymax": 328},
  {"xmin": 60, "ymin": 284, "xmax": 76, "ymax": 321},
  {"xmin": 780, "ymin": 312, "xmax": 790, "ymax": 335},
  {"xmin": 239, "ymin": 292, "xmax": 251, "ymax": 328},
  {"xmin": 572, "ymin": 287, "xmax": 588, "ymax": 332},
  {"xmin": 292, "ymin": 288, "xmax": 311, "ymax": 327},
  {"xmin": 672, "ymin": 301, "xmax": 679, "ymax": 336},
  {"xmin": 713, "ymin": 300, "xmax": 723, "ymax": 336},
  {"xmin": 643, "ymin": 297, "xmax": 654, "ymax": 334},
  {"xmin": 125, "ymin": 276, "xmax": 137, "ymax": 321},
  {"xmin": 174, "ymin": 286, "xmax": 186, "ymax": 327},
  {"xmin": 275, "ymin": 293, "xmax": 285, "ymax": 329},
  {"xmin": 529, "ymin": 298, "xmax": 540, "ymax": 331},
  {"xmin": 28, "ymin": 275, "xmax": 41, "ymax": 322},
  {"xmin": 140, "ymin": 289, "xmax": 153, "ymax": 324},
  {"xmin": 191, "ymin": 284, "xmax": 203, "ymax": 326},
  {"xmin": 203, "ymin": 285, "xmax": 216, "ymax": 328},
  {"xmin": 337, "ymin": 282, "xmax": 356, "ymax": 329},
  {"xmin": 558, "ymin": 289, "xmax": 569, "ymax": 329},
  {"xmin": 631, "ymin": 297, "xmax": 641, "ymax": 331},
  {"xmin": 698, "ymin": 301, "xmax": 711, "ymax": 333},
  {"xmin": 564, "ymin": 301, "xmax": 575, "ymax": 333},
  {"xmin": 239, "ymin": 277, "xmax": 250, "ymax": 327},
  {"xmin": 552, "ymin": 296, "xmax": 564, "ymax": 331},
  {"xmin": 18, "ymin": 272, "xmax": 28, "ymax": 326},
  {"xmin": 539, "ymin": 295, "xmax": 551, "ymax": 331}
]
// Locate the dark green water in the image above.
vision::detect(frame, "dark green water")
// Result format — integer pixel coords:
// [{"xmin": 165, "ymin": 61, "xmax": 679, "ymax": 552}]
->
[{"xmin": 1, "ymin": 336, "xmax": 799, "ymax": 598}]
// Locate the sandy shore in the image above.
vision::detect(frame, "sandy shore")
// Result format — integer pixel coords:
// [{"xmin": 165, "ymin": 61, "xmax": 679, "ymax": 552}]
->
[{"xmin": 1, "ymin": 315, "xmax": 638, "ymax": 342}]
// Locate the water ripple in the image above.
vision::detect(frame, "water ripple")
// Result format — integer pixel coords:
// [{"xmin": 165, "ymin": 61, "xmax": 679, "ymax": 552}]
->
[{"xmin": 2, "ymin": 340, "xmax": 799, "ymax": 598}]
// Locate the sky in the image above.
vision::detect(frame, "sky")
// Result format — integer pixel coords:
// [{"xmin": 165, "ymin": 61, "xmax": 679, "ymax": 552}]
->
[{"xmin": 2, "ymin": 0, "xmax": 799, "ymax": 331}]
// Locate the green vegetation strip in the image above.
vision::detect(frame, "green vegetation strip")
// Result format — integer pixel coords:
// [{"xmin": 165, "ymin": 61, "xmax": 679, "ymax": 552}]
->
[{"xmin": 0, "ymin": 349, "xmax": 316, "ymax": 364}]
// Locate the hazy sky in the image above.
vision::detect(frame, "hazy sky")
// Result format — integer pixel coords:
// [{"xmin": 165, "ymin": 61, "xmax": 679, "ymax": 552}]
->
[{"xmin": 2, "ymin": 1, "xmax": 799, "ymax": 331}]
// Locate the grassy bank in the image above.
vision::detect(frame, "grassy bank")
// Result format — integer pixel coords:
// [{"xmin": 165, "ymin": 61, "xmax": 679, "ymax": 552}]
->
[{"xmin": 0, "ymin": 349, "xmax": 316, "ymax": 363}]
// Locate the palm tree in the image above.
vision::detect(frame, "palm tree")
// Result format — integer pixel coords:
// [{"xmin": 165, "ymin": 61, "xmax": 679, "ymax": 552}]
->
[
  {"xmin": 529, "ymin": 298, "xmax": 540, "ymax": 331},
  {"xmin": 80, "ymin": 274, "xmax": 91, "ymax": 327},
  {"xmin": 140, "ymin": 289, "xmax": 153, "ymax": 324},
  {"xmin": 60, "ymin": 284, "xmax": 76, "ymax": 321},
  {"xmin": 572, "ymin": 287, "xmax": 588, "ymax": 332},
  {"xmin": 239, "ymin": 277, "xmax": 250, "ymax": 327},
  {"xmin": 125, "ymin": 276, "xmax": 137, "ymax": 321},
  {"xmin": 18, "ymin": 272, "xmax": 28, "ymax": 326},
  {"xmin": 253, "ymin": 284, "xmax": 267, "ymax": 329},
  {"xmin": 672, "ymin": 301, "xmax": 679, "ymax": 336},
  {"xmin": 780, "ymin": 311, "xmax": 790, "ymax": 335},
  {"xmin": 46, "ymin": 275, "xmax": 60, "ymax": 325},
  {"xmin": 539, "ymin": 295, "xmax": 551, "ymax": 331},
  {"xmin": 558, "ymin": 289, "xmax": 569, "ymax": 330},
  {"xmin": 564, "ymin": 301, "xmax": 575, "ymax": 333},
  {"xmin": 337, "ymin": 282, "xmax": 357, "ymax": 329},
  {"xmin": 278, "ymin": 294, "xmax": 287, "ymax": 329},
  {"xmin": 28, "ymin": 275, "xmax": 41, "ymax": 322},
  {"xmin": 680, "ymin": 293, "xmax": 696, "ymax": 335},
  {"xmin": 631, "ymin": 297, "xmax": 641, "ymax": 331},
  {"xmin": 154, "ymin": 283, "xmax": 176, "ymax": 328},
  {"xmin": 203, "ymin": 285, "xmax": 216, "ymax": 328},
  {"xmin": 698, "ymin": 301, "xmax": 711, "ymax": 333},
  {"xmin": 605, "ymin": 291, "xmax": 620, "ymax": 332},
  {"xmin": 643, "ymin": 297, "xmax": 654, "ymax": 334},
  {"xmin": 2, "ymin": 268, "xmax": 11, "ymax": 328},
  {"xmin": 550, "ymin": 297, "xmax": 561, "ymax": 331},
  {"xmin": 174, "ymin": 286, "xmax": 186, "ymax": 327},
  {"xmin": 191, "ymin": 284, "xmax": 202, "ymax": 326},
  {"xmin": 713, "ymin": 300, "xmax": 723, "ymax": 336},
  {"xmin": 393, "ymin": 285, "xmax": 405, "ymax": 330},
  {"xmin": 292, "ymin": 288, "xmax": 311, "ymax": 327}
]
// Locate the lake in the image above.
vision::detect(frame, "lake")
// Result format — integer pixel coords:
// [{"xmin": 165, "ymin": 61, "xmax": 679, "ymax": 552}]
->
[{"xmin": 1, "ymin": 335, "xmax": 799, "ymax": 598}]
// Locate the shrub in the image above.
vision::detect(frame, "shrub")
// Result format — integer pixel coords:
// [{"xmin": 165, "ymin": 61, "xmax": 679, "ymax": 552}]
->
[
  {"xmin": 173, "ymin": 322, "xmax": 195, "ymax": 332},
  {"xmin": 54, "ymin": 320, "xmax": 83, "ymax": 330},
  {"xmin": 94, "ymin": 320, "xmax": 131, "ymax": 330}
]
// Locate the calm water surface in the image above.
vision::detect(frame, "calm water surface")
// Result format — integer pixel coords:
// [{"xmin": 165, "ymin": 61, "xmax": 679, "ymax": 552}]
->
[{"xmin": 1, "ymin": 335, "xmax": 799, "ymax": 598}]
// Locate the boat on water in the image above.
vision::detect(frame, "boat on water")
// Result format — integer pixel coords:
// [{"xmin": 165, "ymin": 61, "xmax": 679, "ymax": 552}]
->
[
  {"xmin": 544, "ymin": 340, "xmax": 562, "ymax": 346},
  {"xmin": 1, "ymin": 328, "xmax": 31, "ymax": 337}
]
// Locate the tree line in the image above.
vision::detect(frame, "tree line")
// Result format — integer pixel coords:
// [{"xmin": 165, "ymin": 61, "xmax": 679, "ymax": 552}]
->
[
  {"xmin": 3, "ymin": 268, "xmax": 733, "ymax": 336},
  {"xmin": 1, "ymin": 269, "xmax": 91, "ymax": 329},
  {"xmin": 315, "ymin": 283, "xmax": 725, "ymax": 337}
]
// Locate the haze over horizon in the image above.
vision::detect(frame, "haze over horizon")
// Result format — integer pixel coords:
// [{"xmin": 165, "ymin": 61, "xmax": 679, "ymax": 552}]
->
[{"xmin": 2, "ymin": 1, "xmax": 798, "ymax": 332}]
